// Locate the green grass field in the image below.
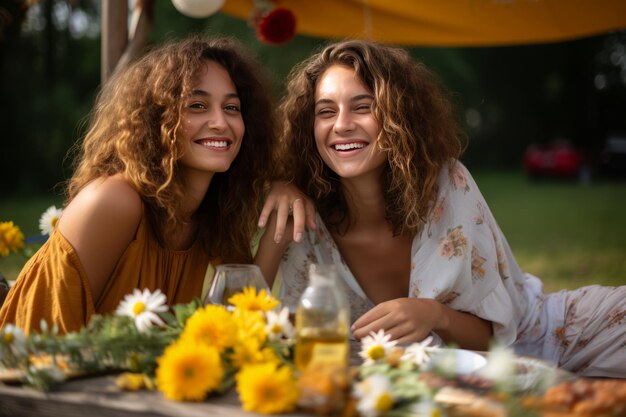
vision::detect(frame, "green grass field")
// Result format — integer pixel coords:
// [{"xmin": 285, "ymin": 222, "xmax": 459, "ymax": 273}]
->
[
  {"xmin": 473, "ymin": 171, "xmax": 626, "ymax": 291},
  {"xmin": 1, "ymin": 172, "xmax": 625, "ymax": 292}
]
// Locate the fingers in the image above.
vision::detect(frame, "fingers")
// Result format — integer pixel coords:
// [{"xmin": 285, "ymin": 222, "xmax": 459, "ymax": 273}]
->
[
  {"xmin": 387, "ymin": 322, "xmax": 427, "ymax": 344},
  {"xmin": 351, "ymin": 299, "xmax": 432, "ymax": 343},
  {"xmin": 290, "ymin": 198, "xmax": 305, "ymax": 243},
  {"xmin": 258, "ymin": 181, "xmax": 289, "ymax": 228},
  {"xmin": 353, "ymin": 313, "xmax": 425, "ymax": 343},
  {"xmin": 273, "ymin": 195, "xmax": 291, "ymax": 243},
  {"xmin": 258, "ymin": 196, "xmax": 276, "ymax": 228},
  {"xmin": 290, "ymin": 196, "xmax": 317, "ymax": 240},
  {"xmin": 258, "ymin": 191, "xmax": 292, "ymax": 243},
  {"xmin": 351, "ymin": 307, "xmax": 390, "ymax": 340},
  {"xmin": 259, "ymin": 181, "xmax": 316, "ymax": 243}
]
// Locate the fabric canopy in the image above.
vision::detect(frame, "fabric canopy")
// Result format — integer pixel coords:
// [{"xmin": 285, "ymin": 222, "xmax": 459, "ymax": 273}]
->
[{"xmin": 220, "ymin": 0, "xmax": 626, "ymax": 46}]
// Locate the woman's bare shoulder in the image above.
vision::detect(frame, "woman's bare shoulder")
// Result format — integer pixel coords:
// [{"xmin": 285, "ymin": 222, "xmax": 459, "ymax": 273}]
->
[
  {"xmin": 58, "ymin": 174, "xmax": 142, "ymax": 236},
  {"xmin": 57, "ymin": 174, "xmax": 144, "ymax": 301}
]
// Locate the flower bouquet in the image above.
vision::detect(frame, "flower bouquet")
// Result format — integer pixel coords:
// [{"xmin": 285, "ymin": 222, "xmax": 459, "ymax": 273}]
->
[
  {"xmin": 0, "ymin": 287, "xmax": 299, "ymax": 413},
  {"xmin": 0, "ymin": 205, "xmax": 62, "ymax": 259}
]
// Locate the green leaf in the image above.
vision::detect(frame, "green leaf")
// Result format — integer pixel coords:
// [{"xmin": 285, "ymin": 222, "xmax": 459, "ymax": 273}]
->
[{"xmin": 216, "ymin": 365, "xmax": 237, "ymax": 394}]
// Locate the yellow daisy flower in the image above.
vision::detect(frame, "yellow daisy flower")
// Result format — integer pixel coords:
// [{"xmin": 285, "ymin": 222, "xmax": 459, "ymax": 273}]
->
[
  {"xmin": 230, "ymin": 339, "xmax": 280, "ymax": 369},
  {"xmin": 232, "ymin": 308, "xmax": 266, "ymax": 345},
  {"xmin": 116, "ymin": 372, "xmax": 153, "ymax": 391},
  {"xmin": 0, "ymin": 221, "xmax": 25, "ymax": 257},
  {"xmin": 228, "ymin": 287, "xmax": 279, "ymax": 313},
  {"xmin": 156, "ymin": 340, "xmax": 223, "ymax": 401},
  {"xmin": 236, "ymin": 362, "xmax": 299, "ymax": 414},
  {"xmin": 258, "ymin": 347, "xmax": 280, "ymax": 365},
  {"xmin": 180, "ymin": 305, "xmax": 237, "ymax": 353},
  {"xmin": 231, "ymin": 339, "xmax": 264, "ymax": 368}
]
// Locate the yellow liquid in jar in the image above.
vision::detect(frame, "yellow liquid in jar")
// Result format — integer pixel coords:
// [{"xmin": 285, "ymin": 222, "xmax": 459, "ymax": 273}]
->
[{"xmin": 295, "ymin": 333, "xmax": 348, "ymax": 371}]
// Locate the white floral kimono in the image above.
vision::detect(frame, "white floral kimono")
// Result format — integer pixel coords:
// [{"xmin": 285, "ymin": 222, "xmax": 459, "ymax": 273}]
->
[{"xmin": 275, "ymin": 161, "xmax": 626, "ymax": 377}]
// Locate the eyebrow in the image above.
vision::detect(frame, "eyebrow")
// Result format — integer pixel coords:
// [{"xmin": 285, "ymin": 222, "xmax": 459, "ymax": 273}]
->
[
  {"xmin": 315, "ymin": 94, "xmax": 374, "ymax": 106},
  {"xmin": 190, "ymin": 89, "xmax": 240, "ymax": 99}
]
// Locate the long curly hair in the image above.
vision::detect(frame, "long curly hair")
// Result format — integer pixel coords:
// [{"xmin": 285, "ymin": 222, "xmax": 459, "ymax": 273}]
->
[
  {"xmin": 67, "ymin": 36, "xmax": 275, "ymax": 262},
  {"xmin": 277, "ymin": 39, "xmax": 464, "ymax": 236}
]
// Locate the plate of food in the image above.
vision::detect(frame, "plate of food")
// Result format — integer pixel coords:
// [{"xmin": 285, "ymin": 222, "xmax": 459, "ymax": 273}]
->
[{"xmin": 512, "ymin": 355, "xmax": 575, "ymax": 392}]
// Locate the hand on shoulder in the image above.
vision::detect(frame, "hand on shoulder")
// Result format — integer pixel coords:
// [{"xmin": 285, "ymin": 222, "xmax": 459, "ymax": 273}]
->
[
  {"xmin": 58, "ymin": 174, "xmax": 143, "ymax": 301},
  {"xmin": 258, "ymin": 181, "xmax": 316, "ymax": 243}
]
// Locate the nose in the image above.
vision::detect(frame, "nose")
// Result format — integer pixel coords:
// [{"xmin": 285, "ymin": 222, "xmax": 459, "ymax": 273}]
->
[
  {"xmin": 333, "ymin": 107, "xmax": 355, "ymax": 134},
  {"xmin": 207, "ymin": 108, "xmax": 227, "ymax": 132}
]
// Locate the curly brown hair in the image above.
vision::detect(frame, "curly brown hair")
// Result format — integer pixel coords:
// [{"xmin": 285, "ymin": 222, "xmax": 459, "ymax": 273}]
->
[
  {"xmin": 277, "ymin": 39, "xmax": 464, "ymax": 236},
  {"xmin": 67, "ymin": 35, "xmax": 275, "ymax": 262}
]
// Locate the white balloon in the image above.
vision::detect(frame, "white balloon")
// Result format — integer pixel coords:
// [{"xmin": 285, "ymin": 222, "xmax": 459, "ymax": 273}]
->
[{"xmin": 171, "ymin": 0, "xmax": 225, "ymax": 18}]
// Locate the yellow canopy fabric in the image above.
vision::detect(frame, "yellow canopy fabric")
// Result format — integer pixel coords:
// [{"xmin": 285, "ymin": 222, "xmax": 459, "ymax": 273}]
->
[{"xmin": 221, "ymin": 0, "xmax": 626, "ymax": 46}]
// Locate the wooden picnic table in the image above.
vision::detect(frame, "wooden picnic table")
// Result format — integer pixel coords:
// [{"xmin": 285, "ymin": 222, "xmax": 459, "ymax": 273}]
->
[
  {"xmin": 0, "ymin": 374, "xmax": 293, "ymax": 417},
  {"xmin": 2, "ymin": 349, "xmax": 619, "ymax": 417}
]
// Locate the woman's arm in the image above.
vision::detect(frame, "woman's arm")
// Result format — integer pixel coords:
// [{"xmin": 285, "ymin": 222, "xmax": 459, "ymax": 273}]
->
[
  {"xmin": 351, "ymin": 297, "xmax": 493, "ymax": 351},
  {"xmin": 254, "ymin": 213, "xmax": 293, "ymax": 287},
  {"xmin": 254, "ymin": 181, "xmax": 315, "ymax": 286},
  {"xmin": 58, "ymin": 174, "xmax": 142, "ymax": 302}
]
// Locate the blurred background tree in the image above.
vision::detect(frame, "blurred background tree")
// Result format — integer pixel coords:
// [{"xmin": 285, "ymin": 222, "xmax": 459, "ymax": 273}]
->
[{"xmin": 0, "ymin": 0, "xmax": 625, "ymax": 195}]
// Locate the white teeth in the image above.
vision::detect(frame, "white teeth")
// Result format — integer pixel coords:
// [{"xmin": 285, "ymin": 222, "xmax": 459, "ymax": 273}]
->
[
  {"xmin": 334, "ymin": 142, "xmax": 365, "ymax": 151},
  {"xmin": 201, "ymin": 140, "xmax": 228, "ymax": 148}
]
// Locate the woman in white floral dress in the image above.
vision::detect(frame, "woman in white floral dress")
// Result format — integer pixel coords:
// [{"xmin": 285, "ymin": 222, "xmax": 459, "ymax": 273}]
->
[{"xmin": 255, "ymin": 40, "xmax": 625, "ymax": 377}]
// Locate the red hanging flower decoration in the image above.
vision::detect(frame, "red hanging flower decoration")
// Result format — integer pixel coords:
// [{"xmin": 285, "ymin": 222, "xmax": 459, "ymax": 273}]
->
[{"xmin": 255, "ymin": 7, "xmax": 297, "ymax": 45}]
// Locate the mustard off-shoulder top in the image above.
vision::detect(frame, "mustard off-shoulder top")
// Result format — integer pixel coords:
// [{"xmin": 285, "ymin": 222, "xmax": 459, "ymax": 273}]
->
[{"xmin": 0, "ymin": 215, "xmax": 210, "ymax": 334}]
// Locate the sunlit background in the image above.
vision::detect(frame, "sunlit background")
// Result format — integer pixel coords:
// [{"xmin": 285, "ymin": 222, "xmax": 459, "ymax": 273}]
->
[{"xmin": 1, "ymin": 0, "xmax": 625, "ymax": 290}]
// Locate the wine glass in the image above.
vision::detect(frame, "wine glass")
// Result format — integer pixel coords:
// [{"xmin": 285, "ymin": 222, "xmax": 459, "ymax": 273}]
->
[{"xmin": 204, "ymin": 264, "xmax": 269, "ymax": 307}]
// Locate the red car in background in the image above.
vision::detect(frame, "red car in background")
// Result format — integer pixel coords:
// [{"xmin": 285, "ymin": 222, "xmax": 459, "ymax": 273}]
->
[{"xmin": 523, "ymin": 140, "xmax": 589, "ymax": 180}]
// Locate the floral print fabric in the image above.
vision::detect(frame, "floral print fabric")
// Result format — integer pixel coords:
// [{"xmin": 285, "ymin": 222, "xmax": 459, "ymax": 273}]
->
[{"xmin": 276, "ymin": 161, "xmax": 626, "ymax": 377}]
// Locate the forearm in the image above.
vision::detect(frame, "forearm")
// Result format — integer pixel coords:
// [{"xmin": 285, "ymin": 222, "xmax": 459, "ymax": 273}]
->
[
  {"xmin": 253, "ymin": 219, "xmax": 292, "ymax": 287},
  {"xmin": 434, "ymin": 303, "xmax": 493, "ymax": 351}
]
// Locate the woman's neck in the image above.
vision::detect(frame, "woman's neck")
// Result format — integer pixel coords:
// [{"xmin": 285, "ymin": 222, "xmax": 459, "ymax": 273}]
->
[
  {"xmin": 180, "ymin": 170, "xmax": 214, "ymax": 218},
  {"xmin": 170, "ymin": 173, "xmax": 212, "ymax": 251},
  {"xmin": 340, "ymin": 173, "xmax": 388, "ymax": 231}
]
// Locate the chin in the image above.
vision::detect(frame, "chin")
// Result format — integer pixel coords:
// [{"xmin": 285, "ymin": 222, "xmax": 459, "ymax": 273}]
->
[
  {"xmin": 210, "ymin": 165, "xmax": 232, "ymax": 173},
  {"xmin": 206, "ymin": 159, "xmax": 236, "ymax": 173}
]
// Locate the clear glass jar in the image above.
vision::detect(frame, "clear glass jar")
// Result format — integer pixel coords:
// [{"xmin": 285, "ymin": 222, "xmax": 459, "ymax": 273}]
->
[{"xmin": 294, "ymin": 264, "xmax": 350, "ymax": 371}]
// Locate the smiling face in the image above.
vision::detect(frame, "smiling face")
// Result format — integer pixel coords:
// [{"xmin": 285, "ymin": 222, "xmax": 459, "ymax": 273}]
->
[
  {"xmin": 178, "ymin": 60, "xmax": 245, "ymax": 182},
  {"xmin": 314, "ymin": 64, "xmax": 387, "ymax": 182}
]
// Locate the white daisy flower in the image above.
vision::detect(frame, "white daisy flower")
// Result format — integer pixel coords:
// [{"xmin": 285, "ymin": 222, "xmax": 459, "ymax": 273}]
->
[
  {"xmin": 39, "ymin": 205, "xmax": 63, "ymax": 235},
  {"xmin": 401, "ymin": 335, "xmax": 436, "ymax": 367},
  {"xmin": 359, "ymin": 329, "xmax": 397, "ymax": 364},
  {"xmin": 353, "ymin": 374, "xmax": 395, "ymax": 417},
  {"xmin": 116, "ymin": 288, "xmax": 168, "ymax": 333},
  {"xmin": 0, "ymin": 323, "xmax": 27, "ymax": 358},
  {"xmin": 264, "ymin": 307, "xmax": 295, "ymax": 340}
]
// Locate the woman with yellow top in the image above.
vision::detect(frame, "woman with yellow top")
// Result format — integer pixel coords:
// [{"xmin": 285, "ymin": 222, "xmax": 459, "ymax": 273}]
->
[{"xmin": 0, "ymin": 35, "xmax": 302, "ymax": 334}]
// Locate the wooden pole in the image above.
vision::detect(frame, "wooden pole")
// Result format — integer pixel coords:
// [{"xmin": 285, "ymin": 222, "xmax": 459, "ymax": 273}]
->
[
  {"xmin": 116, "ymin": 1, "xmax": 155, "ymax": 73},
  {"xmin": 101, "ymin": 0, "xmax": 128, "ymax": 84}
]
